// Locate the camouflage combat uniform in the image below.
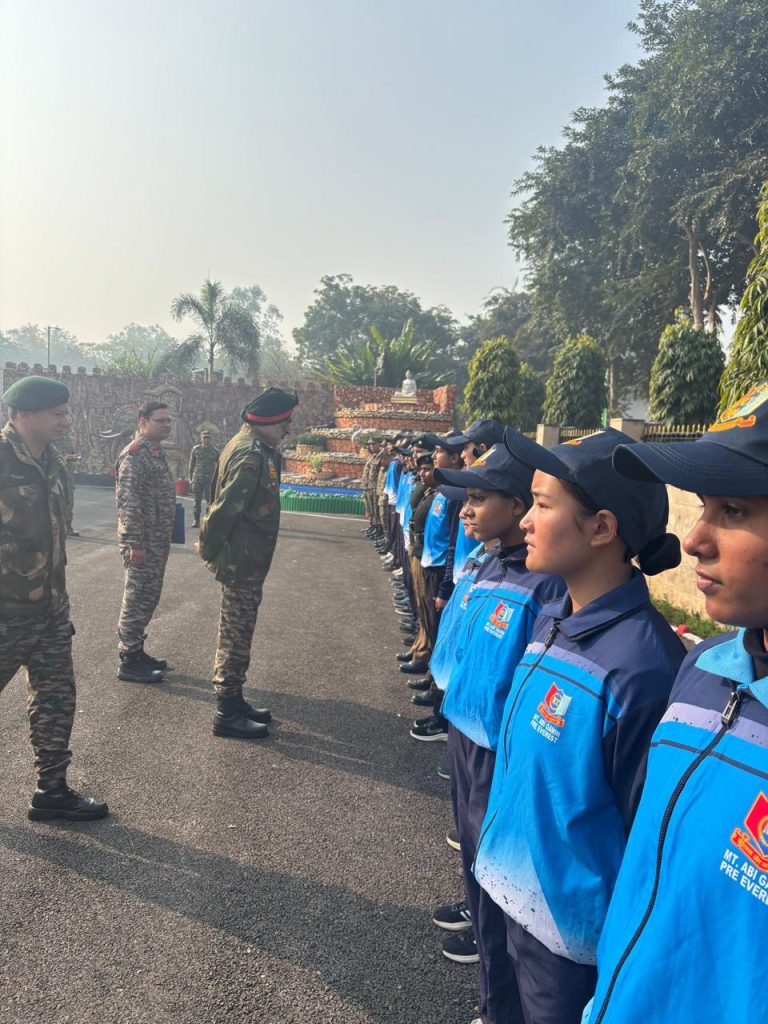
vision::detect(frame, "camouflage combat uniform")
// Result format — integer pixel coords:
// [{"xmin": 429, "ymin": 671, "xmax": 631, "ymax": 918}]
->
[
  {"xmin": 0, "ymin": 423, "xmax": 76, "ymax": 781},
  {"xmin": 116, "ymin": 435, "xmax": 176, "ymax": 655},
  {"xmin": 198, "ymin": 426, "xmax": 282, "ymax": 699},
  {"xmin": 361, "ymin": 451, "xmax": 377, "ymax": 525},
  {"xmin": 188, "ymin": 442, "xmax": 220, "ymax": 523},
  {"xmin": 53, "ymin": 433, "xmax": 78, "ymax": 532}
]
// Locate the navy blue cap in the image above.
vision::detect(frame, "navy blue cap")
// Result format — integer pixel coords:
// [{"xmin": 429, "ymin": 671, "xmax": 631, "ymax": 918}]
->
[
  {"xmin": 438, "ymin": 484, "xmax": 469, "ymax": 503},
  {"xmin": 503, "ymin": 426, "xmax": 676, "ymax": 563},
  {"xmin": 416, "ymin": 452, "xmax": 434, "ymax": 467},
  {"xmin": 412, "ymin": 434, "xmax": 437, "ymax": 451},
  {"xmin": 434, "ymin": 440, "xmax": 533, "ymax": 506},
  {"xmin": 614, "ymin": 380, "xmax": 768, "ymax": 496},
  {"xmin": 447, "ymin": 419, "xmax": 505, "ymax": 449},
  {"xmin": 416, "ymin": 431, "xmax": 461, "ymax": 451}
]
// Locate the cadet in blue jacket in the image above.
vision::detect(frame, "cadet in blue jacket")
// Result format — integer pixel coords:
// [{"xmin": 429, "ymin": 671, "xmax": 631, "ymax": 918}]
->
[
  {"xmin": 432, "ymin": 440, "xmax": 566, "ymax": 1024},
  {"xmin": 582, "ymin": 380, "xmax": 768, "ymax": 1024},
  {"xmin": 474, "ymin": 428, "xmax": 685, "ymax": 1024}
]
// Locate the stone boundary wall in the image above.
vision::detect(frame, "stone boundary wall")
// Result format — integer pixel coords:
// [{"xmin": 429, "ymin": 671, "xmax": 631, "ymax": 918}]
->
[
  {"xmin": 646, "ymin": 486, "xmax": 710, "ymax": 620},
  {"xmin": 284, "ymin": 455, "xmax": 365, "ymax": 479},
  {"xmin": 1, "ymin": 363, "xmax": 333, "ymax": 477},
  {"xmin": 335, "ymin": 412, "xmax": 452, "ymax": 431}
]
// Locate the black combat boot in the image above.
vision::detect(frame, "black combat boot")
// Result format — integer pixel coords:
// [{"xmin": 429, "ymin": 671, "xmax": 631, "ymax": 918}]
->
[
  {"xmin": 235, "ymin": 692, "xmax": 272, "ymax": 724},
  {"xmin": 213, "ymin": 696, "xmax": 269, "ymax": 739},
  {"xmin": 118, "ymin": 651, "xmax": 164, "ymax": 683},
  {"xmin": 138, "ymin": 643, "xmax": 168, "ymax": 672},
  {"xmin": 28, "ymin": 779, "xmax": 109, "ymax": 822}
]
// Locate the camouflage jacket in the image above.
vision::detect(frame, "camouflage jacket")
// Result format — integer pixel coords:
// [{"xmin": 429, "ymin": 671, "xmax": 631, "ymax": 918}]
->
[
  {"xmin": 116, "ymin": 435, "xmax": 176, "ymax": 550},
  {"xmin": 0, "ymin": 423, "xmax": 69, "ymax": 617},
  {"xmin": 188, "ymin": 443, "xmax": 219, "ymax": 483},
  {"xmin": 375, "ymin": 454, "xmax": 392, "ymax": 499},
  {"xmin": 198, "ymin": 427, "xmax": 281, "ymax": 585}
]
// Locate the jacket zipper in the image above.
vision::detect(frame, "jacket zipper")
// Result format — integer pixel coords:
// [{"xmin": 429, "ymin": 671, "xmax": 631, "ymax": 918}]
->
[
  {"xmin": 592, "ymin": 683, "xmax": 743, "ymax": 1024},
  {"xmin": 472, "ymin": 622, "xmax": 560, "ymax": 868}
]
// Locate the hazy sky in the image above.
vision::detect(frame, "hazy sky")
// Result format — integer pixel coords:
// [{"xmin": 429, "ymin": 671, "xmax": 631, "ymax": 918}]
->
[{"xmin": 0, "ymin": 0, "xmax": 641, "ymax": 350}]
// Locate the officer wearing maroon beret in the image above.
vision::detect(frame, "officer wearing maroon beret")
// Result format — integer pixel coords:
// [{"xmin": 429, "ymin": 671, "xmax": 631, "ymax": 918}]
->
[{"xmin": 199, "ymin": 387, "xmax": 298, "ymax": 739}]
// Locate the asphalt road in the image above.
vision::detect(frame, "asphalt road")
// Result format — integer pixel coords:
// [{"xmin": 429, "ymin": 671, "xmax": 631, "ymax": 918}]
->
[{"xmin": 0, "ymin": 487, "xmax": 477, "ymax": 1024}]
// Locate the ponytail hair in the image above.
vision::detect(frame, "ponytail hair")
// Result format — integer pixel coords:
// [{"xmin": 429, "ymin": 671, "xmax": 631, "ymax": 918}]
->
[{"xmin": 636, "ymin": 532, "xmax": 681, "ymax": 576}]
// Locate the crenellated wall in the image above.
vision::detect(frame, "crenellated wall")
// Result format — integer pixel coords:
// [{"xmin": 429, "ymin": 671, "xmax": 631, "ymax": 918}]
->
[{"xmin": 1, "ymin": 363, "xmax": 334, "ymax": 478}]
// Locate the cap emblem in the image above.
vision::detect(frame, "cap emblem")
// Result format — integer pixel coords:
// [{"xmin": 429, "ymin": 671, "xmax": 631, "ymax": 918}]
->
[{"xmin": 709, "ymin": 381, "xmax": 768, "ymax": 433}]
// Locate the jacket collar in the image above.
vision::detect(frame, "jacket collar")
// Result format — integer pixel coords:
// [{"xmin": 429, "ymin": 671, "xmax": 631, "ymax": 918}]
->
[
  {"xmin": 695, "ymin": 629, "xmax": 768, "ymax": 713},
  {"xmin": 541, "ymin": 569, "xmax": 651, "ymax": 642},
  {"xmin": 499, "ymin": 542, "xmax": 528, "ymax": 568}
]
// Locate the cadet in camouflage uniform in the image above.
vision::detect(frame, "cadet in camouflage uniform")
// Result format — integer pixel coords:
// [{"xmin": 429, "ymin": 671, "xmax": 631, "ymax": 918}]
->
[
  {"xmin": 115, "ymin": 400, "xmax": 176, "ymax": 683},
  {"xmin": 360, "ymin": 437, "xmax": 381, "ymax": 536},
  {"xmin": 0, "ymin": 375, "xmax": 108, "ymax": 820},
  {"xmin": 53, "ymin": 431, "xmax": 80, "ymax": 536},
  {"xmin": 188, "ymin": 430, "xmax": 220, "ymax": 527},
  {"xmin": 198, "ymin": 387, "xmax": 298, "ymax": 740}
]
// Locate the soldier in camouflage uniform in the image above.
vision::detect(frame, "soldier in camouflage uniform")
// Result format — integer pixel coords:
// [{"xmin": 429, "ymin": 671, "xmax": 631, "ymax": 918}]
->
[
  {"xmin": 0, "ymin": 375, "xmax": 108, "ymax": 820},
  {"xmin": 188, "ymin": 430, "xmax": 220, "ymax": 527},
  {"xmin": 115, "ymin": 401, "xmax": 176, "ymax": 684},
  {"xmin": 53, "ymin": 431, "xmax": 80, "ymax": 536},
  {"xmin": 198, "ymin": 387, "xmax": 298, "ymax": 740},
  {"xmin": 360, "ymin": 438, "xmax": 381, "ymax": 536}
]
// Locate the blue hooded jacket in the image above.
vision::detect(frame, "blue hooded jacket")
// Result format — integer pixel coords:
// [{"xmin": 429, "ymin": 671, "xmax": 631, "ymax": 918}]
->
[
  {"xmin": 584, "ymin": 629, "xmax": 768, "ymax": 1023},
  {"xmin": 441, "ymin": 545, "xmax": 566, "ymax": 750},
  {"xmin": 474, "ymin": 571, "xmax": 685, "ymax": 965}
]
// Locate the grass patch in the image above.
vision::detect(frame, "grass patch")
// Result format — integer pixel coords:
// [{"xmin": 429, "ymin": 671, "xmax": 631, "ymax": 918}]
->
[{"xmin": 652, "ymin": 597, "xmax": 726, "ymax": 639}]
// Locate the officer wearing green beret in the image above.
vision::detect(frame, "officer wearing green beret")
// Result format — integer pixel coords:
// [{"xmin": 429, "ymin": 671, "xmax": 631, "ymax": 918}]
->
[
  {"xmin": 0, "ymin": 375, "xmax": 108, "ymax": 820},
  {"xmin": 188, "ymin": 430, "xmax": 220, "ymax": 528},
  {"xmin": 198, "ymin": 387, "xmax": 298, "ymax": 739}
]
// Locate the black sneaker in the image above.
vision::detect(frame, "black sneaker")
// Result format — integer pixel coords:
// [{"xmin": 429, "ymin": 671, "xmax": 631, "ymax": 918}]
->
[
  {"xmin": 436, "ymin": 764, "xmax": 450, "ymax": 781},
  {"xmin": 28, "ymin": 783, "xmax": 109, "ymax": 822},
  {"xmin": 432, "ymin": 900, "xmax": 472, "ymax": 931},
  {"xmin": 446, "ymin": 828, "xmax": 461, "ymax": 851},
  {"xmin": 410, "ymin": 717, "xmax": 448, "ymax": 742},
  {"xmin": 441, "ymin": 928, "xmax": 479, "ymax": 964}
]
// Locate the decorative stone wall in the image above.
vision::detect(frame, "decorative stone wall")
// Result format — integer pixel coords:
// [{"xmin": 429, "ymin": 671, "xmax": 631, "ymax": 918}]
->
[
  {"xmin": 284, "ymin": 454, "xmax": 366, "ymax": 479},
  {"xmin": 333, "ymin": 384, "xmax": 456, "ymax": 417},
  {"xmin": 335, "ymin": 411, "xmax": 453, "ymax": 431},
  {"xmin": 1, "ymin": 363, "xmax": 333, "ymax": 478}
]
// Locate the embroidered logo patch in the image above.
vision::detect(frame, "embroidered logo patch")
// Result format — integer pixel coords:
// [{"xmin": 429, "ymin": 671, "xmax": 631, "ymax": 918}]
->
[
  {"xmin": 431, "ymin": 498, "xmax": 444, "ymax": 517},
  {"xmin": 530, "ymin": 683, "xmax": 573, "ymax": 743},
  {"xmin": 484, "ymin": 601, "xmax": 513, "ymax": 638},
  {"xmin": 709, "ymin": 381, "xmax": 768, "ymax": 433},
  {"xmin": 731, "ymin": 791, "xmax": 768, "ymax": 871}
]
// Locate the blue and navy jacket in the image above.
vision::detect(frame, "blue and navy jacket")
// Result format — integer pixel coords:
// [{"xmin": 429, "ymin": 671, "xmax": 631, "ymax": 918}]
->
[
  {"xmin": 421, "ymin": 492, "xmax": 460, "ymax": 569},
  {"xmin": 431, "ymin": 543, "xmax": 488, "ymax": 692},
  {"xmin": 584, "ymin": 630, "xmax": 768, "ymax": 1024},
  {"xmin": 453, "ymin": 523, "xmax": 478, "ymax": 584},
  {"xmin": 474, "ymin": 572, "xmax": 686, "ymax": 965},
  {"xmin": 395, "ymin": 471, "xmax": 414, "ymax": 524},
  {"xmin": 384, "ymin": 460, "xmax": 401, "ymax": 505},
  {"xmin": 441, "ymin": 546, "xmax": 566, "ymax": 751}
]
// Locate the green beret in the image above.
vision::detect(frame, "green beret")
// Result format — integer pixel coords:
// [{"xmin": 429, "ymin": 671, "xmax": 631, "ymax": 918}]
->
[
  {"xmin": 242, "ymin": 387, "xmax": 299, "ymax": 425},
  {"xmin": 2, "ymin": 375, "xmax": 70, "ymax": 411}
]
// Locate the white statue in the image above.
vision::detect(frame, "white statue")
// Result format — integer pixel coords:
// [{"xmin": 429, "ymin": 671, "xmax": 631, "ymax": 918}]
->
[{"xmin": 396, "ymin": 370, "xmax": 417, "ymax": 398}]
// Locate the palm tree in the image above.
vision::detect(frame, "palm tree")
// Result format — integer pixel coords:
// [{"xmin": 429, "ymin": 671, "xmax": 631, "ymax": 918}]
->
[{"xmin": 168, "ymin": 278, "xmax": 260, "ymax": 381}]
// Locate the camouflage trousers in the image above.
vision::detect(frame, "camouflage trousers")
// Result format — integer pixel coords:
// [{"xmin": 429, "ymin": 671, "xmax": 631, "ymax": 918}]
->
[
  {"xmin": 64, "ymin": 469, "xmax": 75, "ymax": 532},
  {"xmin": 212, "ymin": 581, "xmax": 264, "ymax": 698},
  {"xmin": 117, "ymin": 541, "xmax": 171, "ymax": 654},
  {"xmin": 0, "ymin": 604, "xmax": 76, "ymax": 780},
  {"xmin": 192, "ymin": 477, "xmax": 213, "ymax": 522}
]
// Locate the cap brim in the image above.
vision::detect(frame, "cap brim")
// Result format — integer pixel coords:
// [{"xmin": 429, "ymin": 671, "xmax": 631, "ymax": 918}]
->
[
  {"xmin": 438, "ymin": 484, "xmax": 468, "ymax": 503},
  {"xmin": 502, "ymin": 427, "xmax": 574, "ymax": 481},
  {"xmin": 434, "ymin": 466, "xmax": 491, "ymax": 490},
  {"xmin": 613, "ymin": 441, "xmax": 768, "ymax": 496}
]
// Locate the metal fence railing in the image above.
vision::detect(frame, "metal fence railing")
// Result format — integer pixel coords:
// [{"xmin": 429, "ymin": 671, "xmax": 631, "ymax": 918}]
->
[
  {"xmin": 557, "ymin": 426, "xmax": 596, "ymax": 442},
  {"xmin": 642, "ymin": 423, "xmax": 707, "ymax": 443}
]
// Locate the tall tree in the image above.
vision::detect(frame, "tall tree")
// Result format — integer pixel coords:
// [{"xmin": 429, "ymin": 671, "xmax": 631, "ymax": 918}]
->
[
  {"xmin": 720, "ymin": 181, "xmax": 768, "ymax": 408},
  {"xmin": 321, "ymin": 320, "xmax": 447, "ymax": 388},
  {"xmin": 170, "ymin": 278, "xmax": 260, "ymax": 381},
  {"xmin": 648, "ymin": 310, "xmax": 724, "ymax": 424},
  {"xmin": 293, "ymin": 274, "xmax": 460, "ymax": 374},
  {"xmin": 226, "ymin": 285, "xmax": 302, "ymax": 381},
  {"xmin": 462, "ymin": 337, "xmax": 521, "ymax": 427},
  {"xmin": 542, "ymin": 334, "xmax": 607, "ymax": 429},
  {"xmin": 517, "ymin": 363, "xmax": 546, "ymax": 432}
]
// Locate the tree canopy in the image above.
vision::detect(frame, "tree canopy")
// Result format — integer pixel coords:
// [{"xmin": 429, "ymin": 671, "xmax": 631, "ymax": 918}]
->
[
  {"xmin": 542, "ymin": 334, "xmax": 607, "ymax": 429},
  {"xmin": 507, "ymin": 0, "xmax": 768, "ymax": 410},
  {"xmin": 462, "ymin": 337, "xmax": 521, "ymax": 427},
  {"xmin": 293, "ymin": 274, "xmax": 461, "ymax": 376},
  {"xmin": 648, "ymin": 310, "xmax": 724, "ymax": 424},
  {"xmin": 169, "ymin": 278, "xmax": 260, "ymax": 381}
]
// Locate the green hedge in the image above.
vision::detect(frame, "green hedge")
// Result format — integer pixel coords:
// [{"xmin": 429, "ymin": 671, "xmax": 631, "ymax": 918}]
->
[{"xmin": 280, "ymin": 490, "xmax": 365, "ymax": 516}]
